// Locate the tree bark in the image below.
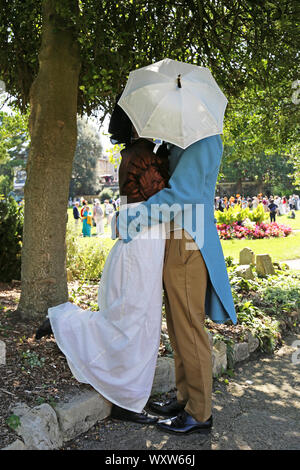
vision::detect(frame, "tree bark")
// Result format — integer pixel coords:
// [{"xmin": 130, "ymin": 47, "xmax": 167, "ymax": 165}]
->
[
  {"xmin": 235, "ymin": 177, "xmax": 243, "ymax": 196},
  {"xmin": 18, "ymin": 0, "xmax": 81, "ymax": 320}
]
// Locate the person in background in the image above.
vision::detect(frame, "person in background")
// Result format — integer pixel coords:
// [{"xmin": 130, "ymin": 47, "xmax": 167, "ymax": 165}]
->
[
  {"xmin": 268, "ymin": 198, "xmax": 278, "ymax": 223},
  {"xmin": 93, "ymin": 199, "xmax": 104, "ymax": 236},
  {"xmin": 80, "ymin": 199, "xmax": 87, "ymax": 218},
  {"xmin": 241, "ymin": 196, "xmax": 248, "ymax": 209},
  {"xmin": 73, "ymin": 201, "xmax": 81, "ymax": 231},
  {"xmin": 111, "ymin": 198, "xmax": 117, "ymax": 211},
  {"xmin": 104, "ymin": 199, "xmax": 114, "ymax": 226},
  {"xmin": 115, "ymin": 196, "xmax": 120, "ymax": 211},
  {"xmin": 288, "ymin": 209, "xmax": 296, "ymax": 219},
  {"xmin": 282, "ymin": 195, "xmax": 288, "ymax": 214},
  {"xmin": 262, "ymin": 196, "xmax": 269, "ymax": 212},
  {"xmin": 82, "ymin": 205, "xmax": 92, "ymax": 237}
]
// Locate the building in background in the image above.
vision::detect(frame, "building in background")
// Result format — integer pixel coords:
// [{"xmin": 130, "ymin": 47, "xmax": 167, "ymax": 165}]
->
[{"xmin": 96, "ymin": 154, "xmax": 119, "ymax": 187}]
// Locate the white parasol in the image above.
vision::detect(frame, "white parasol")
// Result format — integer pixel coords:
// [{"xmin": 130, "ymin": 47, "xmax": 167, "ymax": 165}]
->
[{"xmin": 118, "ymin": 58, "xmax": 228, "ymax": 149}]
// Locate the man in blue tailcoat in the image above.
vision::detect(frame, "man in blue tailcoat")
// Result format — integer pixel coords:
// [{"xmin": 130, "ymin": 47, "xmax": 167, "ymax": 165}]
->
[{"xmin": 118, "ymin": 133, "xmax": 237, "ymax": 435}]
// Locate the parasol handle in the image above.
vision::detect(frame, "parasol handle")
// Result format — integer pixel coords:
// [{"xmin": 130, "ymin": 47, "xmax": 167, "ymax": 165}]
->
[{"xmin": 177, "ymin": 74, "xmax": 182, "ymax": 88}]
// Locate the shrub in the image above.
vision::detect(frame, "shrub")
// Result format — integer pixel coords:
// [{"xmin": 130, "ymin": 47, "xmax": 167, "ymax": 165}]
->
[
  {"xmin": 99, "ymin": 188, "xmax": 113, "ymax": 203},
  {"xmin": 248, "ymin": 203, "xmax": 269, "ymax": 225},
  {"xmin": 228, "ymin": 262, "xmax": 300, "ymax": 352},
  {"xmin": 215, "ymin": 203, "xmax": 269, "ymax": 226},
  {"xmin": 66, "ymin": 227, "xmax": 109, "ymax": 281},
  {"xmin": 0, "ymin": 196, "xmax": 23, "ymax": 281}
]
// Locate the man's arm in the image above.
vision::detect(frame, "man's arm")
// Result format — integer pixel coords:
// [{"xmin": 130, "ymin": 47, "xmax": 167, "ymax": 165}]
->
[{"xmin": 118, "ymin": 135, "xmax": 223, "ymax": 242}]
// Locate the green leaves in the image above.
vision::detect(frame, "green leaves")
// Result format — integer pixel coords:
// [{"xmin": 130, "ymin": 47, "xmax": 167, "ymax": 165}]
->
[
  {"xmin": 6, "ymin": 414, "xmax": 21, "ymax": 431},
  {"xmin": 0, "ymin": 196, "xmax": 23, "ymax": 282},
  {"xmin": 228, "ymin": 261, "xmax": 300, "ymax": 353},
  {"xmin": 1, "ymin": 0, "xmax": 298, "ymax": 118}
]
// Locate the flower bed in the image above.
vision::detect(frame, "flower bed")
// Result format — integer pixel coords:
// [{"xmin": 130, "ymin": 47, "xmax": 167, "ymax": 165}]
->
[{"xmin": 217, "ymin": 221, "xmax": 292, "ymax": 240}]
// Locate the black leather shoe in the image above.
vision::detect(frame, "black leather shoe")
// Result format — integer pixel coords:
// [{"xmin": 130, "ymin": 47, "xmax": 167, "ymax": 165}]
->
[
  {"xmin": 156, "ymin": 410, "xmax": 212, "ymax": 435},
  {"xmin": 148, "ymin": 397, "xmax": 186, "ymax": 417},
  {"xmin": 35, "ymin": 318, "xmax": 53, "ymax": 340},
  {"xmin": 110, "ymin": 404, "xmax": 158, "ymax": 424}
]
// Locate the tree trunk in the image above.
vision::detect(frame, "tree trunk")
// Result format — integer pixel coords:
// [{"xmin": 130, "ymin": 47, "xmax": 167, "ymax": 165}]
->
[
  {"xmin": 235, "ymin": 177, "xmax": 243, "ymax": 195},
  {"xmin": 18, "ymin": 0, "xmax": 81, "ymax": 320}
]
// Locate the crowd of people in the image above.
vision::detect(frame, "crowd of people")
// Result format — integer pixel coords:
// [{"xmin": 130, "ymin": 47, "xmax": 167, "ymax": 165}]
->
[
  {"xmin": 215, "ymin": 193, "xmax": 300, "ymax": 222},
  {"xmin": 71, "ymin": 197, "xmax": 120, "ymax": 237},
  {"xmin": 70, "ymin": 193, "xmax": 299, "ymax": 236}
]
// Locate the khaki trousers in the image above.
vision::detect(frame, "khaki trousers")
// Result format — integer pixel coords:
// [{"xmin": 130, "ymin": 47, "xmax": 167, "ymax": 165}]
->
[{"xmin": 163, "ymin": 230, "xmax": 212, "ymax": 422}]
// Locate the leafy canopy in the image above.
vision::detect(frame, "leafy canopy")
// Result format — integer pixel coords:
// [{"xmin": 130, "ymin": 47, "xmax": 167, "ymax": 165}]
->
[{"xmin": 0, "ymin": 1, "xmax": 298, "ymax": 114}]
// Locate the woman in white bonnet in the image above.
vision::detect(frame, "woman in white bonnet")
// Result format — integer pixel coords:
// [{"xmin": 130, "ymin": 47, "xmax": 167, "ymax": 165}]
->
[{"xmin": 93, "ymin": 199, "xmax": 104, "ymax": 236}]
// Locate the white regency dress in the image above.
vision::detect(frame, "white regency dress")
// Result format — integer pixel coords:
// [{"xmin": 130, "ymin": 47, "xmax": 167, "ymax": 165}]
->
[{"xmin": 48, "ymin": 206, "xmax": 165, "ymax": 413}]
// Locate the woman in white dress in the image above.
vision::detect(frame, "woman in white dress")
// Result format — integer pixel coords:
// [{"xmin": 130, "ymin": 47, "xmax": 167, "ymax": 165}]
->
[
  {"xmin": 93, "ymin": 199, "xmax": 104, "ymax": 236},
  {"xmin": 35, "ymin": 103, "xmax": 170, "ymax": 424}
]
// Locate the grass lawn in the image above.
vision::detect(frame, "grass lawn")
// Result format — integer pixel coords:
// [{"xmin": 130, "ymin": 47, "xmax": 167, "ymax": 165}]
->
[
  {"xmin": 221, "ymin": 230, "xmax": 300, "ymax": 263},
  {"xmin": 274, "ymin": 213, "xmax": 300, "ymax": 230},
  {"xmin": 67, "ymin": 206, "xmax": 116, "ymax": 251}
]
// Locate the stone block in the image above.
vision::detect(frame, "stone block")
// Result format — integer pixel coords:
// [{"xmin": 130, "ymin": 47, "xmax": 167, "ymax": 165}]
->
[
  {"xmin": 256, "ymin": 254, "xmax": 275, "ymax": 276},
  {"xmin": 212, "ymin": 340, "xmax": 227, "ymax": 377},
  {"xmin": 206, "ymin": 329, "xmax": 213, "ymax": 348},
  {"xmin": 151, "ymin": 357, "xmax": 175, "ymax": 395},
  {"xmin": 239, "ymin": 247, "xmax": 255, "ymax": 265},
  {"xmin": 0, "ymin": 340, "xmax": 5, "ymax": 365},
  {"xmin": 12, "ymin": 403, "xmax": 63, "ymax": 450},
  {"xmin": 2, "ymin": 439, "xmax": 27, "ymax": 450},
  {"xmin": 235, "ymin": 265, "xmax": 254, "ymax": 280},
  {"xmin": 55, "ymin": 389, "xmax": 112, "ymax": 442},
  {"xmin": 246, "ymin": 331, "xmax": 260, "ymax": 353},
  {"xmin": 233, "ymin": 342, "xmax": 250, "ymax": 363}
]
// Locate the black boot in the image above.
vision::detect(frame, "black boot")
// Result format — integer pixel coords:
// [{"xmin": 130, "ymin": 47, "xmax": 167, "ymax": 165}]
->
[
  {"xmin": 35, "ymin": 318, "xmax": 53, "ymax": 340},
  {"xmin": 110, "ymin": 404, "xmax": 158, "ymax": 424}
]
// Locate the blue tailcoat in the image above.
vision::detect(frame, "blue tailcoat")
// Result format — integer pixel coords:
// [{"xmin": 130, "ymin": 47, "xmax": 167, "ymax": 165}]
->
[{"xmin": 118, "ymin": 134, "xmax": 237, "ymax": 325}]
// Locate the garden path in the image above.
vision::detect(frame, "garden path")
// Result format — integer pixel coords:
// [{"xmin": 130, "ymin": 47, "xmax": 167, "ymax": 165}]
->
[{"xmin": 284, "ymin": 258, "xmax": 300, "ymax": 270}]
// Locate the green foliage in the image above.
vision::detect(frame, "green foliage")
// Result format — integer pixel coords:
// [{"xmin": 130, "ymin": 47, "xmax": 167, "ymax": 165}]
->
[
  {"xmin": 21, "ymin": 350, "xmax": 46, "ymax": 368},
  {"xmin": 0, "ymin": 1, "xmax": 298, "ymax": 120},
  {"xmin": 36, "ymin": 396, "xmax": 57, "ymax": 408},
  {"xmin": 69, "ymin": 117, "xmax": 103, "ymax": 197},
  {"xmin": 215, "ymin": 203, "xmax": 269, "ymax": 225},
  {"xmin": 6, "ymin": 414, "xmax": 21, "ymax": 431},
  {"xmin": 0, "ymin": 174, "xmax": 13, "ymax": 196},
  {"xmin": 225, "ymin": 256, "xmax": 235, "ymax": 267},
  {"xmin": 258, "ymin": 275, "xmax": 300, "ymax": 315},
  {"xmin": 98, "ymin": 188, "xmax": 113, "ymax": 203},
  {"xmin": 248, "ymin": 204, "xmax": 269, "ymax": 225},
  {"xmin": 228, "ymin": 263, "xmax": 300, "ymax": 353},
  {"xmin": 215, "ymin": 205, "xmax": 249, "ymax": 225},
  {"xmin": 0, "ymin": 110, "xmax": 29, "ymax": 163},
  {"xmin": 0, "ymin": 197, "xmax": 23, "ymax": 281},
  {"xmin": 220, "ymin": 148, "xmax": 297, "ymax": 196},
  {"xmin": 0, "ymin": 110, "xmax": 29, "ymax": 196},
  {"xmin": 66, "ymin": 228, "xmax": 109, "ymax": 281}
]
